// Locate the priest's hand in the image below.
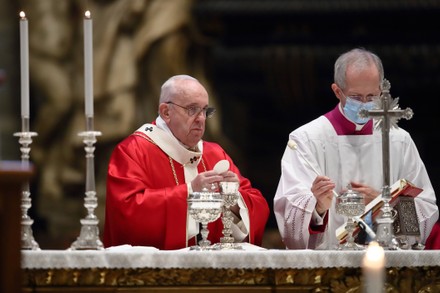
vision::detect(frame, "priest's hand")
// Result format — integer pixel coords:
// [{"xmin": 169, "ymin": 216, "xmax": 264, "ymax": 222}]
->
[
  {"xmin": 191, "ymin": 170, "xmax": 224, "ymax": 192},
  {"xmin": 311, "ymin": 175, "xmax": 335, "ymax": 215},
  {"xmin": 350, "ymin": 181, "xmax": 380, "ymax": 205}
]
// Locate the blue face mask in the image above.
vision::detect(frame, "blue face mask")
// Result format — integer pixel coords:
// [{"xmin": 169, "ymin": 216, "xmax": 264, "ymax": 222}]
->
[{"xmin": 343, "ymin": 97, "xmax": 376, "ymax": 124}]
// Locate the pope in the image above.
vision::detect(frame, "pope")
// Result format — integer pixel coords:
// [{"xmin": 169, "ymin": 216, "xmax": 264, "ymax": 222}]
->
[{"xmin": 104, "ymin": 74, "xmax": 269, "ymax": 250}]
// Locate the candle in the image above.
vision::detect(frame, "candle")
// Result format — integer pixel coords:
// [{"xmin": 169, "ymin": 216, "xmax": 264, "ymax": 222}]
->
[
  {"xmin": 19, "ymin": 11, "xmax": 29, "ymax": 118},
  {"xmin": 362, "ymin": 241, "xmax": 385, "ymax": 293},
  {"xmin": 84, "ymin": 10, "xmax": 93, "ymax": 118}
]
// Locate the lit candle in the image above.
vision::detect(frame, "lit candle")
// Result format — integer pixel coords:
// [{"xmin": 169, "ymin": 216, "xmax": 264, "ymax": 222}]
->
[
  {"xmin": 83, "ymin": 10, "xmax": 93, "ymax": 118},
  {"xmin": 362, "ymin": 241, "xmax": 385, "ymax": 293},
  {"xmin": 19, "ymin": 11, "xmax": 29, "ymax": 118}
]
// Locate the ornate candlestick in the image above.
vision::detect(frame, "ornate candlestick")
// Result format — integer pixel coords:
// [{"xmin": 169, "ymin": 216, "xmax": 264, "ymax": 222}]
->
[
  {"xmin": 14, "ymin": 117, "xmax": 40, "ymax": 250},
  {"xmin": 70, "ymin": 116, "xmax": 103, "ymax": 250}
]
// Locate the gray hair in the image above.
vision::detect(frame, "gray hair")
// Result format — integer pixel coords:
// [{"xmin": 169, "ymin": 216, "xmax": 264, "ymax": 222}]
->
[
  {"xmin": 159, "ymin": 75, "xmax": 199, "ymax": 103},
  {"xmin": 334, "ymin": 48, "xmax": 384, "ymax": 90}
]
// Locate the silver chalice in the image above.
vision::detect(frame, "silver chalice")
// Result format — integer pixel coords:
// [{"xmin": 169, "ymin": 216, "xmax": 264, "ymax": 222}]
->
[
  {"xmin": 188, "ymin": 188, "xmax": 223, "ymax": 250},
  {"xmin": 212, "ymin": 181, "xmax": 242, "ymax": 250}
]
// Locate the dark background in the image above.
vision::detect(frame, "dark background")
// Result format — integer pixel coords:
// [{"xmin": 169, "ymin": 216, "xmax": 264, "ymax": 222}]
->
[{"xmin": 192, "ymin": 0, "xmax": 440, "ymax": 229}]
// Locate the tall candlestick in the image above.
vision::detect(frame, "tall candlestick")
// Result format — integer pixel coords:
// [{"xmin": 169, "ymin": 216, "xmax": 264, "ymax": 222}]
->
[
  {"xmin": 19, "ymin": 11, "xmax": 30, "ymax": 119},
  {"xmin": 362, "ymin": 241, "xmax": 385, "ymax": 293},
  {"xmin": 84, "ymin": 10, "xmax": 93, "ymax": 119}
]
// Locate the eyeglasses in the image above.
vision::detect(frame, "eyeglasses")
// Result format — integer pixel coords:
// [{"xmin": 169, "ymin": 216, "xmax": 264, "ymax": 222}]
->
[
  {"xmin": 166, "ymin": 102, "xmax": 216, "ymax": 118},
  {"xmin": 337, "ymin": 85, "xmax": 381, "ymax": 103},
  {"xmin": 344, "ymin": 94, "xmax": 380, "ymax": 103}
]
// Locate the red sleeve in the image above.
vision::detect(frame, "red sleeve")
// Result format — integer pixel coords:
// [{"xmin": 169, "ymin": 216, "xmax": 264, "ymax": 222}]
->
[
  {"xmin": 202, "ymin": 142, "xmax": 270, "ymax": 246},
  {"xmin": 309, "ymin": 212, "xmax": 329, "ymax": 234},
  {"xmin": 425, "ymin": 221, "xmax": 440, "ymax": 250},
  {"xmin": 103, "ymin": 135, "xmax": 190, "ymax": 250}
]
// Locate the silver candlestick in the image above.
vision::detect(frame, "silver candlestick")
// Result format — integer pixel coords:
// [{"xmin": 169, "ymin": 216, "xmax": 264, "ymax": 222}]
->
[
  {"xmin": 13, "ymin": 117, "xmax": 40, "ymax": 250},
  {"xmin": 70, "ymin": 116, "xmax": 103, "ymax": 250}
]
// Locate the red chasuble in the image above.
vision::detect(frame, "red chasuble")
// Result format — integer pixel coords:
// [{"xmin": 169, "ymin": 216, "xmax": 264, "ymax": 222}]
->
[
  {"xmin": 426, "ymin": 221, "xmax": 440, "ymax": 249},
  {"xmin": 104, "ymin": 127, "xmax": 269, "ymax": 250}
]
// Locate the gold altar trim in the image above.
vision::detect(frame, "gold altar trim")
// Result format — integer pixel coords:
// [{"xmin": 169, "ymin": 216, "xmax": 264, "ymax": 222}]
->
[{"xmin": 23, "ymin": 266, "xmax": 440, "ymax": 292}]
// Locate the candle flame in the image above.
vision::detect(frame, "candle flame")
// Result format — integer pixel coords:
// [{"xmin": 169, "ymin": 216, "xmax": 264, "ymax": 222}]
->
[
  {"xmin": 19, "ymin": 11, "xmax": 26, "ymax": 19},
  {"xmin": 85, "ymin": 10, "xmax": 91, "ymax": 18},
  {"xmin": 363, "ymin": 241, "xmax": 385, "ymax": 269}
]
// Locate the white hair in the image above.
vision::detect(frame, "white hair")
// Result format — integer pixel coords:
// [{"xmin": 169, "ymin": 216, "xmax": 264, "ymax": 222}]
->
[{"xmin": 159, "ymin": 75, "xmax": 199, "ymax": 103}]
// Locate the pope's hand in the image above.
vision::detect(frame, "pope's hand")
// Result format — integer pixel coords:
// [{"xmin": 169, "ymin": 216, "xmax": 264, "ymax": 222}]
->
[
  {"xmin": 191, "ymin": 170, "xmax": 224, "ymax": 192},
  {"xmin": 220, "ymin": 171, "xmax": 239, "ymax": 182}
]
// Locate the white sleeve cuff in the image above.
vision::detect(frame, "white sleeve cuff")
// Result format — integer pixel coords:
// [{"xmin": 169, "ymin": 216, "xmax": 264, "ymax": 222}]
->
[{"xmin": 311, "ymin": 209, "xmax": 326, "ymax": 225}]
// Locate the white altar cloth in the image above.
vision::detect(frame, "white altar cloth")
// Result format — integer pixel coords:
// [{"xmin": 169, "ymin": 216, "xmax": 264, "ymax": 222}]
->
[{"xmin": 22, "ymin": 245, "xmax": 440, "ymax": 270}]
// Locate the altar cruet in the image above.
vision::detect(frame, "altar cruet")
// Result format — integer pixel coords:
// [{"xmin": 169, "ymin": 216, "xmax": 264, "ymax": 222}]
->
[{"xmin": 335, "ymin": 184, "xmax": 366, "ymax": 250}]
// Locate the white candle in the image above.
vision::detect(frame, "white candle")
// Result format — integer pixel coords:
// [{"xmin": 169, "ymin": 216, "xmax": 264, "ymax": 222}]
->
[
  {"xmin": 362, "ymin": 241, "xmax": 385, "ymax": 293},
  {"xmin": 19, "ymin": 11, "xmax": 29, "ymax": 118},
  {"xmin": 83, "ymin": 11, "xmax": 93, "ymax": 117}
]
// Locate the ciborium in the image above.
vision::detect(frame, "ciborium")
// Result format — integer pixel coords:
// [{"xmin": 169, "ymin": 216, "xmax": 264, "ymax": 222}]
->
[
  {"xmin": 188, "ymin": 188, "xmax": 223, "ymax": 250},
  {"xmin": 336, "ymin": 185, "xmax": 365, "ymax": 250}
]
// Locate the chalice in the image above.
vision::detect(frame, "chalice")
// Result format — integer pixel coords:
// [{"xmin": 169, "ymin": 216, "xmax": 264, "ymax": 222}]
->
[
  {"xmin": 188, "ymin": 188, "xmax": 223, "ymax": 250},
  {"xmin": 336, "ymin": 184, "xmax": 366, "ymax": 250},
  {"xmin": 212, "ymin": 181, "xmax": 242, "ymax": 250}
]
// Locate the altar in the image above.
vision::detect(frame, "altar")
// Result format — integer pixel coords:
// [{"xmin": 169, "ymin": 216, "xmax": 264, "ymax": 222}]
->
[{"xmin": 22, "ymin": 246, "xmax": 440, "ymax": 293}]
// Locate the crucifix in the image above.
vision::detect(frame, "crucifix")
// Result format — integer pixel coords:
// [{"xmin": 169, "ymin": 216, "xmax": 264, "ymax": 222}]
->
[{"xmin": 359, "ymin": 79, "xmax": 413, "ymax": 249}]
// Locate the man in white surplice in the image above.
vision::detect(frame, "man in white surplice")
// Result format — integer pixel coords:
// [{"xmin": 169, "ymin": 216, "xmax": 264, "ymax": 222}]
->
[{"xmin": 274, "ymin": 48, "xmax": 439, "ymax": 250}]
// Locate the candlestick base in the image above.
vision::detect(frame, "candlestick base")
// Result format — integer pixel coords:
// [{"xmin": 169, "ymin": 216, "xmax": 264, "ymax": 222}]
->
[
  {"xmin": 21, "ymin": 216, "xmax": 40, "ymax": 251},
  {"xmin": 375, "ymin": 206, "xmax": 400, "ymax": 250},
  {"xmin": 375, "ymin": 217, "xmax": 399, "ymax": 250},
  {"xmin": 374, "ymin": 186, "xmax": 400, "ymax": 250},
  {"xmin": 69, "ymin": 217, "xmax": 103, "ymax": 250}
]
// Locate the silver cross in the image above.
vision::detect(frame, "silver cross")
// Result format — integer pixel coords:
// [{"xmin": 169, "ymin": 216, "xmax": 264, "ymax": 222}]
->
[
  {"xmin": 359, "ymin": 79, "xmax": 413, "ymax": 249},
  {"xmin": 359, "ymin": 79, "xmax": 413, "ymax": 189}
]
